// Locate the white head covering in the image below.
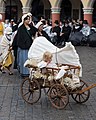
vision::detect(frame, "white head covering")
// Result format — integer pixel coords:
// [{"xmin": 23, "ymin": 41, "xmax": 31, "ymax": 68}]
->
[
  {"xmin": 35, "ymin": 21, "xmax": 43, "ymax": 29},
  {"xmin": 18, "ymin": 13, "xmax": 30, "ymax": 28},
  {"xmin": 27, "ymin": 12, "xmax": 32, "ymax": 16},
  {"xmin": 0, "ymin": 14, "xmax": 2, "ymax": 20},
  {"xmin": 22, "ymin": 13, "xmax": 28, "ymax": 23},
  {"xmin": 5, "ymin": 27, "xmax": 12, "ymax": 35}
]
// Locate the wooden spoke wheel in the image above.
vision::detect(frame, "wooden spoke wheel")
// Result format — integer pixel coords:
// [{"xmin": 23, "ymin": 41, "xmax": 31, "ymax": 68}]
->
[
  {"xmin": 21, "ymin": 78, "xmax": 41, "ymax": 104},
  {"xmin": 49, "ymin": 84, "xmax": 69, "ymax": 109},
  {"xmin": 71, "ymin": 79, "xmax": 90, "ymax": 103}
]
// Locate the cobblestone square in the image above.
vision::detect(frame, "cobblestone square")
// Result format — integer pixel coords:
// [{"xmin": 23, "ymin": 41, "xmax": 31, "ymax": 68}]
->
[{"xmin": 0, "ymin": 46, "xmax": 96, "ymax": 120}]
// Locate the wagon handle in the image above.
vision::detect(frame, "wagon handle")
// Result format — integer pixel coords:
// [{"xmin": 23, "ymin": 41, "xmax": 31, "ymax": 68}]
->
[{"xmin": 79, "ymin": 84, "xmax": 96, "ymax": 94}]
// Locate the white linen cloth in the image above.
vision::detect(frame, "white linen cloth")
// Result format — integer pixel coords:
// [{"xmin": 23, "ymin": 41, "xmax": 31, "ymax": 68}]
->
[{"xmin": 0, "ymin": 35, "xmax": 12, "ymax": 63}]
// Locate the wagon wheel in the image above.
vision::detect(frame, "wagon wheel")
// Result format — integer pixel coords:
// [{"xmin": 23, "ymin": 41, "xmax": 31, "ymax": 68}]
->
[
  {"xmin": 49, "ymin": 84, "xmax": 69, "ymax": 109},
  {"xmin": 71, "ymin": 79, "xmax": 90, "ymax": 103},
  {"xmin": 21, "ymin": 78, "xmax": 41, "ymax": 104}
]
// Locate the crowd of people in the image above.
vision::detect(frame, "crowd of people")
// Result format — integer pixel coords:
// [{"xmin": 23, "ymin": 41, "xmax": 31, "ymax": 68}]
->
[{"xmin": 0, "ymin": 13, "xmax": 96, "ymax": 77}]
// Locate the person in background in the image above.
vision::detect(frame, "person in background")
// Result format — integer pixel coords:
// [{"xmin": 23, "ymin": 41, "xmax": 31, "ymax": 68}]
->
[
  {"xmin": 10, "ymin": 19, "xmax": 18, "ymax": 32},
  {"xmin": 43, "ymin": 19, "xmax": 52, "ymax": 37},
  {"xmin": 0, "ymin": 27, "xmax": 13, "ymax": 75},
  {"xmin": 68, "ymin": 18, "xmax": 73, "ymax": 31},
  {"xmin": 91, "ymin": 22, "xmax": 96, "ymax": 33},
  {"xmin": 0, "ymin": 14, "xmax": 4, "ymax": 42},
  {"xmin": 38, "ymin": 15, "xmax": 45, "ymax": 22},
  {"xmin": 11, "ymin": 19, "xmax": 18, "ymax": 69},
  {"xmin": 77, "ymin": 19, "xmax": 83, "ymax": 31},
  {"xmin": 60, "ymin": 20, "xmax": 71, "ymax": 45},
  {"xmin": 4, "ymin": 19, "xmax": 10, "ymax": 29},
  {"xmin": 35, "ymin": 21, "xmax": 51, "ymax": 41},
  {"xmin": 88, "ymin": 22, "xmax": 96, "ymax": 47},
  {"xmin": 59, "ymin": 21, "xmax": 64, "ymax": 33},
  {"xmin": 80, "ymin": 20, "xmax": 91, "ymax": 37},
  {"xmin": 51, "ymin": 20, "xmax": 61, "ymax": 45},
  {"xmin": 80, "ymin": 20, "xmax": 91, "ymax": 45},
  {"xmin": 73, "ymin": 22, "xmax": 81, "ymax": 33}
]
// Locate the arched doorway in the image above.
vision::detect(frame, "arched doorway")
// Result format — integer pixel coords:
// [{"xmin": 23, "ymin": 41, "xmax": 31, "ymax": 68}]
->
[
  {"xmin": 80, "ymin": 2, "xmax": 83, "ymax": 20},
  {"xmin": 31, "ymin": 0, "xmax": 51, "ymax": 20},
  {"xmin": 31, "ymin": 0, "xmax": 44, "ymax": 19},
  {"xmin": 60, "ymin": 0, "xmax": 72, "ymax": 20},
  {"xmin": 5, "ymin": 0, "xmax": 22, "ymax": 22},
  {"xmin": 93, "ymin": 1, "xmax": 96, "ymax": 22}
]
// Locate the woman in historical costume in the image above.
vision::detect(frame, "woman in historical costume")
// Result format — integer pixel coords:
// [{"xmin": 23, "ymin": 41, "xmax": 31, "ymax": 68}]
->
[
  {"xmin": 80, "ymin": 20, "xmax": 91, "ymax": 37},
  {"xmin": 35, "ymin": 21, "xmax": 51, "ymax": 41},
  {"xmin": 16, "ymin": 14, "xmax": 36, "ymax": 77},
  {"xmin": 0, "ymin": 27, "xmax": 13, "ymax": 75}
]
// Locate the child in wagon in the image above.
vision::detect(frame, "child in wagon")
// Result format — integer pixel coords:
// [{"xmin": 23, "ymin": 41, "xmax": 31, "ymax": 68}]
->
[
  {"xmin": 37, "ymin": 51, "xmax": 81, "ymax": 88},
  {"xmin": 37, "ymin": 51, "xmax": 67, "ymax": 80}
]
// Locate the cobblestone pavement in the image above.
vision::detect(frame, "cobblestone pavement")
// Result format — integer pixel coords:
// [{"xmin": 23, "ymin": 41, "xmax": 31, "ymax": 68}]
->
[{"xmin": 0, "ymin": 46, "xmax": 96, "ymax": 120}]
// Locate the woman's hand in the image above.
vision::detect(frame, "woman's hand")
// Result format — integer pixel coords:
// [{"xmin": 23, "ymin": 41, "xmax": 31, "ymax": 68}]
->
[
  {"xmin": 9, "ymin": 46, "xmax": 13, "ymax": 51},
  {"xmin": 60, "ymin": 33, "xmax": 64, "ymax": 36}
]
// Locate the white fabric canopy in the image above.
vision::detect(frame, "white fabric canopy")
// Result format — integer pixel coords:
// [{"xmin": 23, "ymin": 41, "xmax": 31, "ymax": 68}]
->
[{"xmin": 28, "ymin": 36, "xmax": 82, "ymax": 76}]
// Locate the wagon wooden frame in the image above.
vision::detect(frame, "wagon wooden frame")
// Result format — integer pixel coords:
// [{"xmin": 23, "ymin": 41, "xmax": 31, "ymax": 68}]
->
[{"xmin": 21, "ymin": 64, "xmax": 91, "ymax": 109}]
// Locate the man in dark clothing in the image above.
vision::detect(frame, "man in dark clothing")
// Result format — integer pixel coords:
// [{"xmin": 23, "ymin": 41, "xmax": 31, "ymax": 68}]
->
[
  {"xmin": 60, "ymin": 20, "xmax": 71, "ymax": 44},
  {"xmin": 51, "ymin": 20, "xmax": 61, "ymax": 45}
]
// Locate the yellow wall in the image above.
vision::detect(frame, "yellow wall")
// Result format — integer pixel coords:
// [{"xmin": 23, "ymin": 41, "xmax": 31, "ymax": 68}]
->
[
  {"xmin": 81, "ymin": 0, "xmax": 95, "ymax": 8},
  {"xmin": 20, "ymin": 0, "xmax": 27, "ymax": 6}
]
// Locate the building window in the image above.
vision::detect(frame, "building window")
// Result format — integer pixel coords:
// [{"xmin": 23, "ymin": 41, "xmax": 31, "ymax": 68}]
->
[
  {"xmin": 73, "ymin": 9, "xmax": 79, "ymax": 19},
  {"xmin": 45, "ymin": 9, "xmax": 51, "ymax": 19}
]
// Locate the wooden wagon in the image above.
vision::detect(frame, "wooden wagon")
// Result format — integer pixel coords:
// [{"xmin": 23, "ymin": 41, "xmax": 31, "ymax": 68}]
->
[
  {"xmin": 21, "ymin": 63, "xmax": 90, "ymax": 109},
  {"xmin": 21, "ymin": 36, "xmax": 91, "ymax": 109}
]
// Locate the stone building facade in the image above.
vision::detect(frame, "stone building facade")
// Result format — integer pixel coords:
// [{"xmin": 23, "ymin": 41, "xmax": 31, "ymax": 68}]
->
[{"xmin": 0, "ymin": 0, "xmax": 96, "ymax": 26}]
